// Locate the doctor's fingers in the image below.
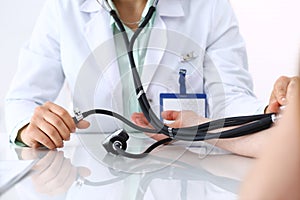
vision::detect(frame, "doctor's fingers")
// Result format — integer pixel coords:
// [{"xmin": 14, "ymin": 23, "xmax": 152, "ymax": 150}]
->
[
  {"xmin": 162, "ymin": 110, "xmax": 208, "ymax": 128},
  {"xmin": 32, "ymin": 119, "xmax": 65, "ymax": 148},
  {"xmin": 21, "ymin": 124, "xmax": 56, "ymax": 149},
  {"xmin": 131, "ymin": 113, "xmax": 168, "ymax": 141},
  {"xmin": 131, "ymin": 112, "xmax": 151, "ymax": 127},
  {"xmin": 30, "ymin": 111, "xmax": 67, "ymax": 148},
  {"xmin": 43, "ymin": 101, "xmax": 76, "ymax": 133},
  {"xmin": 161, "ymin": 110, "xmax": 181, "ymax": 121},
  {"xmin": 42, "ymin": 110, "xmax": 72, "ymax": 141}
]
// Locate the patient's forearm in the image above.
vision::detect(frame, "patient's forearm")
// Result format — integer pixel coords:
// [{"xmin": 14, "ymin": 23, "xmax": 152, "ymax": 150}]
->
[{"xmin": 206, "ymin": 128, "xmax": 274, "ymax": 158}]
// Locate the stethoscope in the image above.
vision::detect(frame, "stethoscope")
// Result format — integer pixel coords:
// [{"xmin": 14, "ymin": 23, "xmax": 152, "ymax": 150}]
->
[{"xmin": 73, "ymin": 0, "xmax": 280, "ymax": 158}]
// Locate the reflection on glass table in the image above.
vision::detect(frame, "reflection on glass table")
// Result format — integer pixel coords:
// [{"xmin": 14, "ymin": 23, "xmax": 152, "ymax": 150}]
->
[{"xmin": 3, "ymin": 132, "xmax": 253, "ymax": 200}]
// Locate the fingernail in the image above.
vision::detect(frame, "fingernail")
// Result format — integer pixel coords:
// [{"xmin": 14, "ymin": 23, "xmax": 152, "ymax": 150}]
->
[
  {"xmin": 280, "ymin": 105, "xmax": 286, "ymax": 111},
  {"xmin": 281, "ymin": 97, "xmax": 286, "ymax": 103}
]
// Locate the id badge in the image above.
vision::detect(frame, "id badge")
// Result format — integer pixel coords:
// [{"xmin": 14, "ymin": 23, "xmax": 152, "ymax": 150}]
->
[
  {"xmin": 160, "ymin": 93, "xmax": 207, "ymax": 122},
  {"xmin": 159, "ymin": 68, "xmax": 207, "ymax": 122}
]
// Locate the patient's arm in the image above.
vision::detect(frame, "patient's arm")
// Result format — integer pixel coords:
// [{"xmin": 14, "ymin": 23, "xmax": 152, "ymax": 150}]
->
[
  {"xmin": 132, "ymin": 109, "xmax": 274, "ymax": 158},
  {"xmin": 239, "ymin": 77, "xmax": 300, "ymax": 200},
  {"xmin": 205, "ymin": 128, "xmax": 273, "ymax": 158}
]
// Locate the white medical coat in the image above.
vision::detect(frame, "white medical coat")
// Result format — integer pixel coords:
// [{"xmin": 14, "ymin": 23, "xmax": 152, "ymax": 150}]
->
[{"xmin": 5, "ymin": 0, "xmax": 265, "ymax": 142}]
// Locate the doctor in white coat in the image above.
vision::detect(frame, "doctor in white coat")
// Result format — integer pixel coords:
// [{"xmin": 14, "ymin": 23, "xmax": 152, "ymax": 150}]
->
[{"xmin": 5, "ymin": 0, "xmax": 292, "ymax": 153}]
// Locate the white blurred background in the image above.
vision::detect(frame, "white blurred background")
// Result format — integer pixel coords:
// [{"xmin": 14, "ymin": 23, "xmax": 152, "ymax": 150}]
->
[
  {"xmin": 0, "ymin": 0, "xmax": 299, "ymax": 134},
  {"xmin": 231, "ymin": 0, "xmax": 300, "ymax": 100}
]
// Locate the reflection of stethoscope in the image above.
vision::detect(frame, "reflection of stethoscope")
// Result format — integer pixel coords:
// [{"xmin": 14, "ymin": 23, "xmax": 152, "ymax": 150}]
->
[
  {"xmin": 76, "ymin": 154, "xmax": 240, "ymax": 198},
  {"xmin": 73, "ymin": 0, "xmax": 280, "ymax": 158}
]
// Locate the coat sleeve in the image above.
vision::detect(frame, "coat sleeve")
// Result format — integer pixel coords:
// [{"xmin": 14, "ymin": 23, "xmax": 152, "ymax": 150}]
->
[
  {"xmin": 203, "ymin": 0, "xmax": 266, "ymax": 118},
  {"xmin": 5, "ymin": 0, "xmax": 65, "ymax": 144}
]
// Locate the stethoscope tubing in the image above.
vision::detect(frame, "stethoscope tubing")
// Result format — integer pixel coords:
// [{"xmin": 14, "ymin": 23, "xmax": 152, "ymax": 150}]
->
[{"xmin": 74, "ymin": 109, "xmax": 275, "ymax": 141}]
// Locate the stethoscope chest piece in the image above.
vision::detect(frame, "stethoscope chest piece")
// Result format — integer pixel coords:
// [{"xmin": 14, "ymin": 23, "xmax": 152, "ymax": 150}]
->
[{"xmin": 102, "ymin": 129, "xmax": 129, "ymax": 155}]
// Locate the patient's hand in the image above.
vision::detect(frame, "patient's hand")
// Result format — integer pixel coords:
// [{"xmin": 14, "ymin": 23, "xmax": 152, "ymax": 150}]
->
[
  {"xmin": 131, "ymin": 110, "xmax": 209, "ymax": 141},
  {"xmin": 265, "ymin": 76, "xmax": 300, "ymax": 113}
]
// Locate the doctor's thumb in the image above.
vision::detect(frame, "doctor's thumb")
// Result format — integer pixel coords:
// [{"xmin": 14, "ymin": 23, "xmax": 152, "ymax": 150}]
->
[{"xmin": 76, "ymin": 120, "xmax": 90, "ymax": 129}]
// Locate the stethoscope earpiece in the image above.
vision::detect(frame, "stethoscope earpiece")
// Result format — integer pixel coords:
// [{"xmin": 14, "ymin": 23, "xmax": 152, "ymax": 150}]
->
[{"xmin": 102, "ymin": 129, "xmax": 129, "ymax": 155}]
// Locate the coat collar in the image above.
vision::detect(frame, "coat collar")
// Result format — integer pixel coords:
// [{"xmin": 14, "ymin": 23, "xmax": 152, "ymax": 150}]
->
[
  {"xmin": 80, "ymin": 0, "xmax": 185, "ymax": 52},
  {"xmin": 80, "ymin": 0, "xmax": 184, "ymax": 17},
  {"xmin": 80, "ymin": 0, "xmax": 101, "ymax": 13}
]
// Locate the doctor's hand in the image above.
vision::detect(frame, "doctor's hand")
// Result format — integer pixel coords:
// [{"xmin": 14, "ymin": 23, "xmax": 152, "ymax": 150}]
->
[
  {"xmin": 131, "ymin": 110, "xmax": 209, "ymax": 141},
  {"xmin": 265, "ymin": 76, "xmax": 300, "ymax": 114},
  {"xmin": 17, "ymin": 101, "xmax": 90, "ymax": 149},
  {"xmin": 160, "ymin": 110, "xmax": 210, "ymax": 128},
  {"xmin": 131, "ymin": 112, "xmax": 168, "ymax": 141}
]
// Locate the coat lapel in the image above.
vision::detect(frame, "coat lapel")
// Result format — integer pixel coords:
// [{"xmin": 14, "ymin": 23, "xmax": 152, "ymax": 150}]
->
[
  {"xmin": 80, "ymin": 0, "xmax": 123, "ymax": 111},
  {"xmin": 142, "ymin": 0, "xmax": 184, "ymax": 92}
]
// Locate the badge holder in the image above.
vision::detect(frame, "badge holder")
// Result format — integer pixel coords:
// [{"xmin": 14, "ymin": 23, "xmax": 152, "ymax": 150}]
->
[{"xmin": 160, "ymin": 69, "xmax": 207, "ymax": 122}]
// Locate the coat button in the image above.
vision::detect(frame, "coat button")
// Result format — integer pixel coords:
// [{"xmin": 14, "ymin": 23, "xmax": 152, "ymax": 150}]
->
[{"xmin": 148, "ymin": 99, "xmax": 153, "ymax": 103}]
